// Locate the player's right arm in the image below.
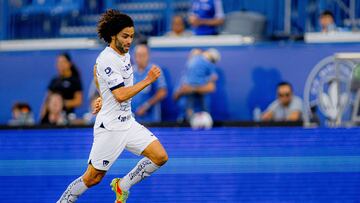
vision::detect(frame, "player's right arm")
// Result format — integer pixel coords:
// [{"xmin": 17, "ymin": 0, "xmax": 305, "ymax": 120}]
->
[{"xmin": 112, "ymin": 65, "xmax": 161, "ymax": 103}]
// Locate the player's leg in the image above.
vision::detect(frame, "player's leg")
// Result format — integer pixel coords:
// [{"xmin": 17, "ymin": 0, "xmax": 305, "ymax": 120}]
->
[
  {"xmin": 141, "ymin": 139, "xmax": 168, "ymax": 165},
  {"xmin": 58, "ymin": 126, "xmax": 127, "ymax": 202},
  {"xmin": 82, "ymin": 164, "xmax": 107, "ymax": 186},
  {"xmin": 119, "ymin": 140, "xmax": 168, "ymax": 191},
  {"xmin": 57, "ymin": 164, "xmax": 106, "ymax": 203},
  {"xmin": 117, "ymin": 123, "xmax": 168, "ymax": 192}
]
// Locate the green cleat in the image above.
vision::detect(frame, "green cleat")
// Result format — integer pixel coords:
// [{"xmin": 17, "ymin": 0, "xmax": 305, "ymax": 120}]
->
[{"xmin": 110, "ymin": 178, "xmax": 129, "ymax": 203}]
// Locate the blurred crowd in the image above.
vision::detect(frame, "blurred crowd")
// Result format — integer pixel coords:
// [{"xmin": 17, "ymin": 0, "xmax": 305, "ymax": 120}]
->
[{"xmin": 6, "ymin": 0, "xmax": 356, "ymax": 128}]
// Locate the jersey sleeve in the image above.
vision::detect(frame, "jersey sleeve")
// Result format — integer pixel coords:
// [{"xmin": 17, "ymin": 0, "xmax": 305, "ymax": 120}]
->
[{"xmin": 97, "ymin": 61, "xmax": 125, "ymax": 91}]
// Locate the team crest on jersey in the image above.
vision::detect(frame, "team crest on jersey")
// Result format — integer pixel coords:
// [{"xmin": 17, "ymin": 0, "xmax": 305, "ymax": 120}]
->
[
  {"xmin": 103, "ymin": 160, "xmax": 110, "ymax": 167},
  {"xmin": 304, "ymin": 56, "xmax": 354, "ymax": 126},
  {"xmin": 105, "ymin": 67, "xmax": 113, "ymax": 76}
]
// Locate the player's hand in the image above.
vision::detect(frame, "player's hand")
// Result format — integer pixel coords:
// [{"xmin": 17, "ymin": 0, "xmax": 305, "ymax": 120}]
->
[
  {"xmin": 145, "ymin": 65, "xmax": 161, "ymax": 84},
  {"xmin": 92, "ymin": 97, "xmax": 102, "ymax": 114}
]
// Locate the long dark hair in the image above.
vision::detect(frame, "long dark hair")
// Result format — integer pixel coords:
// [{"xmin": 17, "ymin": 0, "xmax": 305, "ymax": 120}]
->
[{"xmin": 59, "ymin": 52, "xmax": 80, "ymax": 78}]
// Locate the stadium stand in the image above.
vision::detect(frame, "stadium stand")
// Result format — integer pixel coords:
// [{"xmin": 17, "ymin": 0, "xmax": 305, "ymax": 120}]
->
[{"xmin": 1, "ymin": 0, "xmax": 359, "ymax": 40}]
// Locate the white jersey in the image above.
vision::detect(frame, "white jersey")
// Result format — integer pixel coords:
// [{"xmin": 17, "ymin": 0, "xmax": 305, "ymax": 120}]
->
[{"xmin": 94, "ymin": 46, "xmax": 134, "ymax": 130}]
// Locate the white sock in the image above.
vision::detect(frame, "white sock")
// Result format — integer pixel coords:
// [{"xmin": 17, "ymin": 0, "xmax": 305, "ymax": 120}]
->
[
  {"xmin": 120, "ymin": 157, "xmax": 160, "ymax": 191},
  {"xmin": 57, "ymin": 177, "xmax": 88, "ymax": 203}
]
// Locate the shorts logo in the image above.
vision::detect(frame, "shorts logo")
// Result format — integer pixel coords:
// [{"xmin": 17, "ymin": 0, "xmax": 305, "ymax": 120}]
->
[
  {"xmin": 103, "ymin": 160, "xmax": 110, "ymax": 167},
  {"xmin": 105, "ymin": 67, "xmax": 113, "ymax": 76}
]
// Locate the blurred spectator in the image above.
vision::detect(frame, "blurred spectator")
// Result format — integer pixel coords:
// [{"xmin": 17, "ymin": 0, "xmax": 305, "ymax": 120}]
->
[
  {"xmin": 318, "ymin": 10, "xmax": 347, "ymax": 33},
  {"xmin": 174, "ymin": 48, "xmax": 220, "ymax": 121},
  {"xmin": 9, "ymin": 0, "xmax": 25, "ymax": 10},
  {"xmin": 42, "ymin": 53, "xmax": 83, "ymax": 117},
  {"xmin": 261, "ymin": 82, "xmax": 303, "ymax": 122},
  {"xmin": 41, "ymin": 92, "xmax": 68, "ymax": 126},
  {"xmin": 8, "ymin": 102, "xmax": 35, "ymax": 126},
  {"xmin": 189, "ymin": 0, "xmax": 225, "ymax": 35},
  {"xmin": 166, "ymin": 15, "xmax": 192, "ymax": 37},
  {"xmin": 132, "ymin": 44, "xmax": 168, "ymax": 122}
]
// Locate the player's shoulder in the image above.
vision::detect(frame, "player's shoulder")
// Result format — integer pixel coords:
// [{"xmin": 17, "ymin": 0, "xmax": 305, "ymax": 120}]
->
[
  {"xmin": 97, "ymin": 47, "xmax": 116, "ymax": 62},
  {"xmin": 96, "ymin": 48, "xmax": 119, "ymax": 70}
]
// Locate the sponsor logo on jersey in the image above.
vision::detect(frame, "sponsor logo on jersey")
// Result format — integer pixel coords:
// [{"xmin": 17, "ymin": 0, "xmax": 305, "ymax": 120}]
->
[
  {"xmin": 119, "ymin": 101, "xmax": 131, "ymax": 111},
  {"xmin": 118, "ymin": 114, "xmax": 132, "ymax": 122},
  {"xmin": 108, "ymin": 79, "xmax": 118, "ymax": 86}
]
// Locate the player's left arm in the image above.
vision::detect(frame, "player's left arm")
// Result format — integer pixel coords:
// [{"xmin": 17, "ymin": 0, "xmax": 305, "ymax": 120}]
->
[{"xmin": 112, "ymin": 65, "xmax": 161, "ymax": 103}]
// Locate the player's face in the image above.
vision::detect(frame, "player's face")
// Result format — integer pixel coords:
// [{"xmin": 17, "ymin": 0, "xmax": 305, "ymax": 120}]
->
[
  {"xmin": 114, "ymin": 27, "xmax": 135, "ymax": 54},
  {"xmin": 277, "ymin": 85, "xmax": 292, "ymax": 106}
]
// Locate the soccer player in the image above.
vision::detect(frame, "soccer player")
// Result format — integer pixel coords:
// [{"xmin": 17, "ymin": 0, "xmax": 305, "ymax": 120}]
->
[{"xmin": 57, "ymin": 9, "xmax": 168, "ymax": 203}]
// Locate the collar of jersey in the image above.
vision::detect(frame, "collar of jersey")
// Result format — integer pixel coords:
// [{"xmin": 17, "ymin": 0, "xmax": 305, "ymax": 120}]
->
[{"xmin": 106, "ymin": 46, "xmax": 127, "ymax": 61}]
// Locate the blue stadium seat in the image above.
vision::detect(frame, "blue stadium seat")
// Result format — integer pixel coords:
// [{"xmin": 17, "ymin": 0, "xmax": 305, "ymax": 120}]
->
[{"xmin": 20, "ymin": 0, "xmax": 56, "ymax": 16}]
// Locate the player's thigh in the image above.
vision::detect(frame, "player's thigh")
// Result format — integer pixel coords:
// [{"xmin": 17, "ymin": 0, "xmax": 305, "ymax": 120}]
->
[
  {"xmin": 88, "ymin": 127, "xmax": 127, "ymax": 171},
  {"xmin": 125, "ymin": 121, "xmax": 159, "ymax": 156}
]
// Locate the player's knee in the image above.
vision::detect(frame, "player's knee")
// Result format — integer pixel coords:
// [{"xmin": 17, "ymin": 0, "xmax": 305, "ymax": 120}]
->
[
  {"xmin": 82, "ymin": 171, "xmax": 105, "ymax": 187},
  {"xmin": 154, "ymin": 151, "xmax": 168, "ymax": 166},
  {"xmin": 83, "ymin": 175, "xmax": 103, "ymax": 187}
]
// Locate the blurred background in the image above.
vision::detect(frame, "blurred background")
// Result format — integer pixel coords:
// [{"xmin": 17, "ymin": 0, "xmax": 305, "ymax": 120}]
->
[
  {"xmin": 1, "ymin": 0, "xmax": 360, "ymax": 202},
  {"xmin": 1, "ymin": 0, "xmax": 360, "ymax": 127}
]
